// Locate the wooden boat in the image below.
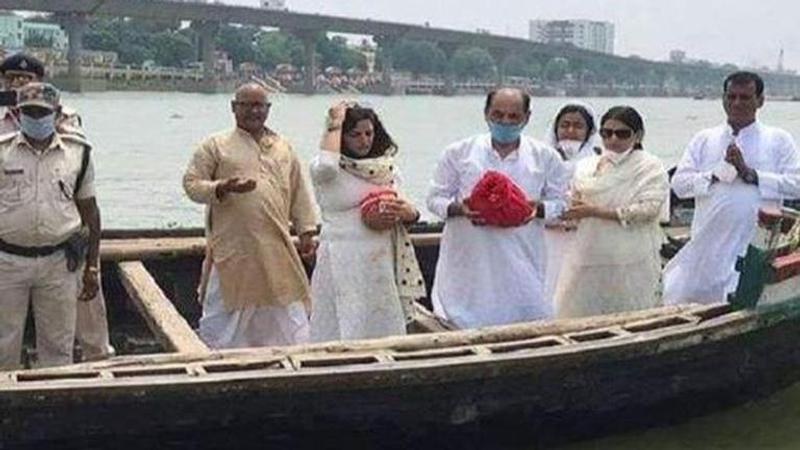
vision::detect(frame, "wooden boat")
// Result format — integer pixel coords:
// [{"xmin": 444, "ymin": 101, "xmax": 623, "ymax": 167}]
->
[{"xmin": 2, "ymin": 215, "xmax": 800, "ymax": 448}]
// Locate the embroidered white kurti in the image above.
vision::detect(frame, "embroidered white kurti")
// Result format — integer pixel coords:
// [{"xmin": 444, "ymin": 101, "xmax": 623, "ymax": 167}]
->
[
  {"xmin": 427, "ymin": 134, "xmax": 568, "ymax": 328},
  {"xmin": 663, "ymin": 121, "xmax": 800, "ymax": 305},
  {"xmin": 308, "ymin": 151, "xmax": 412, "ymax": 341},
  {"xmin": 554, "ymin": 150, "xmax": 669, "ymax": 318}
]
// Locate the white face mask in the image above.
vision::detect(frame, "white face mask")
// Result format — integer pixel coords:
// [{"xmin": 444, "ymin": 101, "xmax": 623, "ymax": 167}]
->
[
  {"xmin": 557, "ymin": 139, "xmax": 584, "ymax": 159},
  {"xmin": 20, "ymin": 112, "xmax": 56, "ymax": 140},
  {"xmin": 601, "ymin": 146, "xmax": 633, "ymax": 165}
]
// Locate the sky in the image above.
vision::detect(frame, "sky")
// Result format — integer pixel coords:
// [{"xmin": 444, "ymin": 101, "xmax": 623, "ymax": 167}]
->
[{"xmin": 227, "ymin": 0, "xmax": 800, "ymax": 72}]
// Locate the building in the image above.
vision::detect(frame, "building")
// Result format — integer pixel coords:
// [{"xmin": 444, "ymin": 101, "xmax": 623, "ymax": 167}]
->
[
  {"xmin": 529, "ymin": 20, "xmax": 615, "ymax": 54},
  {"xmin": 23, "ymin": 22, "xmax": 68, "ymax": 50},
  {"xmin": 0, "ymin": 13, "xmax": 24, "ymax": 50},
  {"xmin": 261, "ymin": 0, "xmax": 288, "ymax": 10}
]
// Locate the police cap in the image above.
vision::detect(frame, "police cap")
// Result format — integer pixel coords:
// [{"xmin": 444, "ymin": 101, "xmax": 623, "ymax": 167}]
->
[{"xmin": 0, "ymin": 53, "xmax": 45, "ymax": 79}]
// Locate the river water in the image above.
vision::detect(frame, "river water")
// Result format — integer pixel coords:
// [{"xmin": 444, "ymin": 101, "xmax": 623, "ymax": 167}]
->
[{"xmin": 65, "ymin": 92, "xmax": 800, "ymax": 448}]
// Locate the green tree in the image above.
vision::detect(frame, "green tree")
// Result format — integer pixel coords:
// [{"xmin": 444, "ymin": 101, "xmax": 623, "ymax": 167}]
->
[
  {"xmin": 504, "ymin": 54, "xmax": 542, "ymax": 79},
  {"xmin": 84, "ymin": 18, "xmax": 177, "ymax": 65},
  {"xmin": 451, "ymin": 46, "xmax": 496, "ymax": 80},
  {"xmin": 316, "ymin": 35, "xmax": 366, "ymax": 70},
  {"xmin": 392, "ymin": 39, "xmax": 447, "ymax": 76},
  {"xmin": 152, "ymin": 31, "xmax": 195, "ymax": 67},
  {"xmin": 544, "ymin": 57, "xmax": 569, "ymax": 82},
  {"xmin": 254, "ymin": 31, "xmax": 304, "ymax": 70},
  {"xmin": 215, "ymin": 25, "xmax": 258, "ymax": 66}
]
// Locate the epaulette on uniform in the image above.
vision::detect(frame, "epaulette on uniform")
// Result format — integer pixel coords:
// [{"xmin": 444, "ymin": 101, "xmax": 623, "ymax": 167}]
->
[
  {"xmin": 60, "ymin": 132, "xmax": 92, "ymax": 150},
  {"xmin": 0, "ymin": 131, "xmax": 18, "ymax": 146}
]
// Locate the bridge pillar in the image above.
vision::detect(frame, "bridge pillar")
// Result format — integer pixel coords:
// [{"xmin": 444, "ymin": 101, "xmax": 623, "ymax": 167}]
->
[
  {"xmin": 439, "ymin": 42, "xmax": 460, "ymax": 96},
  {"xmin": 60, "ymin": 13, "xmax": 88, "ymax": 93},
  {"xmin": 194, "ymin": 21, "xmax": 220, "ymax": 85},
  {"xmin": 488, "ymin": 48, "xmax": 509, "ymax": 86},
  {"xmin": 302, "ymin": 32, "xmax": 318, "ymax": 95},
  {"xmin": 287, "ymin": 29, "xmax": 318, "ymax": 95},
  {"xmin": 374, "ymin": 35, "xmax": 398, "ymax": 95}
]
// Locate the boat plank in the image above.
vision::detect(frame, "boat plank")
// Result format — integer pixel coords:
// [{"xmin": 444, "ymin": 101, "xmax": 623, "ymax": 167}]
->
[
  {"xmin": 100, "ymin": 233, "xmax": 442, "ymax": 262},
  {"xmin": 117, "ymin": 261, "xmax": 210, "ymax": 355},
  {"xmin": 101, "ymin": 237, "xmax": 206, "ymax": 261}
]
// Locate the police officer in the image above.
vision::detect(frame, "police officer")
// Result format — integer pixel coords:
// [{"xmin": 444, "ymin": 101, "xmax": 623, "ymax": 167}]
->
[
  {"xmin": 0, "ymin": 53, "xmax": 82, "ymax": 136},
  {"xmin": 0, "ymin": 83, "xmax": 101, "ymax": 369},
  {"xmin": 0, "ymin": 53, "xmax": 113, "ymax": 362}
]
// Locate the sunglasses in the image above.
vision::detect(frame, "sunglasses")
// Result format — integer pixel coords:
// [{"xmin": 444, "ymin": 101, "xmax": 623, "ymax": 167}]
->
[
  {"xmin": 599, "ymin": 128, "xmax": 634, "ymax": 139},
  {"xmin": 233, "ymin": 101, "xmax": 272, "ymax": 110}
]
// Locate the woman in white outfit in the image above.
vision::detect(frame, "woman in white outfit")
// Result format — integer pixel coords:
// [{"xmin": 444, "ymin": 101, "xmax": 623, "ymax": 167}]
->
[
  {"xmin": 555, "ymin": 106, "xmax": 669, "ymax": 318},
  {"xmin": 543, "ymin": 102, "xmax": 601, "ymax": 308},
  {"xmin": 309, "ymin": 102, "xmax": 426, "ymax": 342}
]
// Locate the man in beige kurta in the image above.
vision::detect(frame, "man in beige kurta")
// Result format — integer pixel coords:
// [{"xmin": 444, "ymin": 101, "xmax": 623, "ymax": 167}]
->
[{"xmin": 183, "ymin": 83, "xmax": 318, "ymax": 348}]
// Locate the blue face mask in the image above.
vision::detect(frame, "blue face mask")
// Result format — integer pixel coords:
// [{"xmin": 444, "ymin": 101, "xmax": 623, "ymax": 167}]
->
[
  {"xmin": 20, "ymin": 112, "xmax": 56, "ymax": 140},
  {"xmin": 488, "ymin": 121, "xmax": 526, "ymax": 144}
]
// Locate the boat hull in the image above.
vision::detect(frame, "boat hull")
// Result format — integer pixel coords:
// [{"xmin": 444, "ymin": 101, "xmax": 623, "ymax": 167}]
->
[{"xmin": 3, "ymin": 300, "xmax": 800, "ymax": 447}]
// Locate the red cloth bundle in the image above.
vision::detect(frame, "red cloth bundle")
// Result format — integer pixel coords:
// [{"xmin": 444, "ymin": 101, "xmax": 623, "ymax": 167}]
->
[
  {"xmin": 360, "ymin": 188, "xmax": 398, "ymax": 221},
  {"xmin": 465, "ymin": 170, "xmax": 534, "ymax": 227}
]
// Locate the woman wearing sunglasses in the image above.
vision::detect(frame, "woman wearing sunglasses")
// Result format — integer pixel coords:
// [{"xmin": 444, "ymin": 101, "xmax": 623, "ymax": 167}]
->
[{"xmin": 553, "ymin": 106, "xmax": 670, "ymax": 318}]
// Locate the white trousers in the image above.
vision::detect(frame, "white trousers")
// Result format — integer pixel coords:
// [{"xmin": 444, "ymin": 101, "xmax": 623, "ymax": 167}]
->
[
  {"xmin": 0, "ymin": 251, "xmax": 78, "ymax": 370},
  {"xmin": 75, "ymin": 267, "xmax": 114, "ymax": 361},
  {"xmin": 197, "ymin": 267, "xmax": 310, "ymax": 349}
]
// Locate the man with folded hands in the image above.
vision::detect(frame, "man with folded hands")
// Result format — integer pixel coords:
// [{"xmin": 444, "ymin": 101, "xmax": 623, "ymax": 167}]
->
[
  {"xmin": 664, "ymin": 71, "xmax": 800, "ymax": 305},
  {"xmin": 426, "ymin": 87, "xmax": 568, "ymax": 328}
]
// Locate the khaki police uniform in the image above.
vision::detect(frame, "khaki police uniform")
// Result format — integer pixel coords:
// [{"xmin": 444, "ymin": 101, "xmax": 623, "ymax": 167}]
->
[
  {"xmin": 0, "ymin": 132, "xmax": 95, "ymax": 369},
  {"xmin": 0, "ymin": 105, "xmax": 110, "ymax": 362}
]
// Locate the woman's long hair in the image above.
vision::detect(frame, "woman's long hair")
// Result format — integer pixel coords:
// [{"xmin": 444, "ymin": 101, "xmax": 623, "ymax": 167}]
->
[
  {"xmin": 600, "ymin": 106, "xmax": 645, "ymax": 150},
  {"xmin": 340, "ymin": 106, "xmax": 397, "ymax": 159}
]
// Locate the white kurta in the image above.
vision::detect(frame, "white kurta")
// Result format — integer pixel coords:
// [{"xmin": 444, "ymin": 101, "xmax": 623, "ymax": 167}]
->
[
  {"xmin": 427, "ymin": 134, "xmax": 568, "ymax": 328},
  {"xmin": 555, "ymin": 150, "xmax": 669, "ymax": 318},
  {"xmin": 308, "ymin": 151, "xmax": 407, "ymax": 342},
  {"xmin": 542, "ymin": 142, "xmax": 599, "ymax": 306},
  {"xmin": 663, "ymin": 121, "xmax": 800, "ymax": 305}
]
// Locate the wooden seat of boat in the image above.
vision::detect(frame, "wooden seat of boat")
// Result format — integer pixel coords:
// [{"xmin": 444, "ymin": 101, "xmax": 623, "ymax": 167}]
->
[
  {"xmin": 758, "ymin": 207, "xmax": 798, "ymax": 233},
  {"xmin": 770, "ymin": 251, "xmax": 800, "ymax": 283}
]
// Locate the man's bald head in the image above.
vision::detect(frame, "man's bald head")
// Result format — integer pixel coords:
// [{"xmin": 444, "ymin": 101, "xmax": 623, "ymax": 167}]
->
[
  {"xmin": 484, "ymin": 87, "xmax": 530, "ymax": 115},
  {"xmin": 232, "ymin": 82, "xmax": 272, "ymax": 136},
  {"xmin": 234, "ymin": 82, "xmax": 268, "ymax": 102}
]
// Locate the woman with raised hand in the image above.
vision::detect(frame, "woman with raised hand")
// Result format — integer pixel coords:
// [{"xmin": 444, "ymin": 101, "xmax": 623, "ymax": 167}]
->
[{"xmin": 309, "ymin": 102, "xmax": 425, "ymax": 341}]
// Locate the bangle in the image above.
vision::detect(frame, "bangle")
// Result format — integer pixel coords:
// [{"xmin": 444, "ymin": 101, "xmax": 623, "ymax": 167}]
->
[{"xmin": 85, "ymin": 266, "xmax": 99, "ymax": 274}]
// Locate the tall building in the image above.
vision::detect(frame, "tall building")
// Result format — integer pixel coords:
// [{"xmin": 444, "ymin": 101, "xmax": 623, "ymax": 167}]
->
[
  {"xmin": 0, "ymin": 13, "xmax": 24, "ymax": 50},
  {"xmin": 23, "ymin": 22, "xmax": 68, "ymax": 50},
  {"xmin": 529, "ymin": 20, "xmax": 615, "ymax": 55}
]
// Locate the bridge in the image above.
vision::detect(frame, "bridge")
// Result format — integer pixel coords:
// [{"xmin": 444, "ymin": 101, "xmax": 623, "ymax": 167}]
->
[{"xmin": 0, "ymin": 0, "xmax": 798, "ymax": 95}]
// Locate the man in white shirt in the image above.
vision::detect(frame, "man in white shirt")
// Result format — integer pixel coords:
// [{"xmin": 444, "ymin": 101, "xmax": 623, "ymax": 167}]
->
[
  {"xmin": 427, "ymin": 87, "xmax": 568, "ymax": 328},
  {"xmin": 664, "ymin": 71, "xmax": 800, "ymax": 305}
]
